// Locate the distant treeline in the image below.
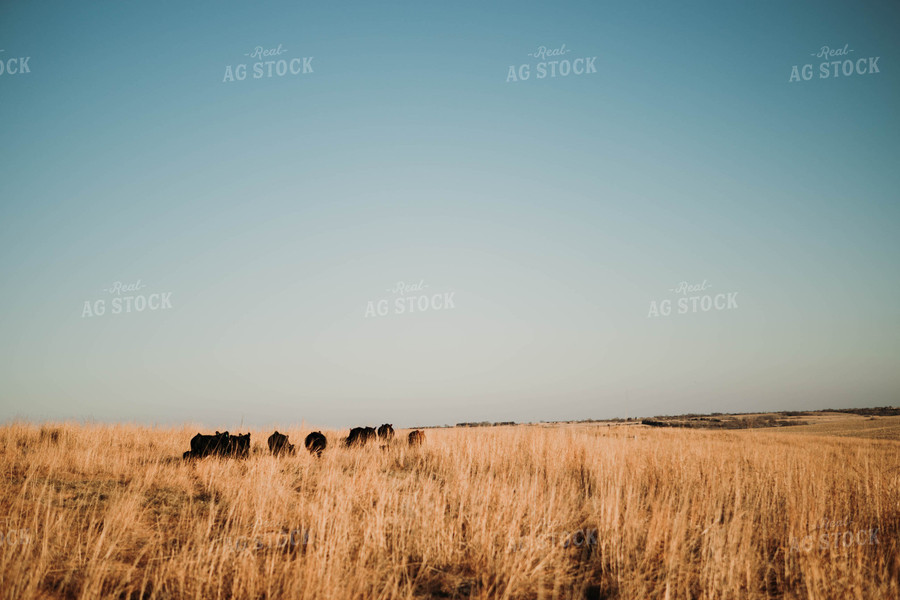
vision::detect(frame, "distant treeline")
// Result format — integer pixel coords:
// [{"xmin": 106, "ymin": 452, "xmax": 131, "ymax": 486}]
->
[
  {"xmin": 420, "ymin": 407, "xmax": 898, "ymax": 430},
  {"xmin": 641, "ymin": 415, "xmax": 806, "ymax": 430},
  {"xmin": 821, "ymin": 407, "xmax": 900, "ymax": 416},
  {"xmin": 640, "ymin": 406, "xmax": 900, "ymax": 430}
]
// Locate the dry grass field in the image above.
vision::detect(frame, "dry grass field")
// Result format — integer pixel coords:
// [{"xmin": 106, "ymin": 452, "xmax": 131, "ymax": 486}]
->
[{"xmin": 0, "ymin": 421, "xmax": 898, "ymax": 600}]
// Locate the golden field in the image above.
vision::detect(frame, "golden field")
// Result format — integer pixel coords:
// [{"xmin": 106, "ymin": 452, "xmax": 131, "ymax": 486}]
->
[{"xmin": 0, "ymin": 419, "xmax": 898, "ymax": 599}]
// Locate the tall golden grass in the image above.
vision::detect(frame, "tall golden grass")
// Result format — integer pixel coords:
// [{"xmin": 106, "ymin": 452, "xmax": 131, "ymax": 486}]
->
[{"xmin": 0, "ymin": 422, "xmax": 897, "ymax": 599}]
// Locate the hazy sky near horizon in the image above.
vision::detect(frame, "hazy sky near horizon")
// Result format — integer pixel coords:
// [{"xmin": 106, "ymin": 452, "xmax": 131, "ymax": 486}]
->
[{"xmin": 1, "ymin": 0, "xmax": 898, "ymax": 429}]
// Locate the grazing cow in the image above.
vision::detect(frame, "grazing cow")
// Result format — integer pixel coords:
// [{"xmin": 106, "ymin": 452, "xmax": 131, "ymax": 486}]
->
[
  {"xmin": 304, "ymin": 431, "xmax": 327, "ymax": 457},
  {"xmin": 408, "ymin": 430, "xmax": 425, "ymax": 446},
  {"xmin": 227, "ymin": 433, "xmax": 251, "ymax": 458},
  {"xmin": 268, "ymin": 431, "xmax": 295, "ymax": 456},
  {"xmin": 186, "ymin": 431, "xmax": 250, "ymax": 459},
  {"xmin": 345, "ymin": 426, "xmax": 376, "ymax": 447},
  {"xmin": 189, "ymin": 431, "xmax": 231, "ymax": 458},
  {"xmin": 377, "ymin": 424, "xmax": 395, "ymax": 441}
]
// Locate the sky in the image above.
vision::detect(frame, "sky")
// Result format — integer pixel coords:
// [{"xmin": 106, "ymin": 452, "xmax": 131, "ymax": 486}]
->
[{"xmin": 1, "ymin": 0, "xmax": 898, "ymax": 429}]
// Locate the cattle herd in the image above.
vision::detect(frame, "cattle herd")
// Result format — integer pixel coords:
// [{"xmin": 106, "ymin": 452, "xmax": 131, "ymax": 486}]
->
[{"xmin": 182, "ymin": 425, "xmax": 425, "ymax": 459}]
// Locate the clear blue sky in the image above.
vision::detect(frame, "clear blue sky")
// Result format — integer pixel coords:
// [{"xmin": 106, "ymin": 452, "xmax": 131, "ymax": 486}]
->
[{"xmin": 1, "ymin": 0, "xmax": 898, "ymax": 429}]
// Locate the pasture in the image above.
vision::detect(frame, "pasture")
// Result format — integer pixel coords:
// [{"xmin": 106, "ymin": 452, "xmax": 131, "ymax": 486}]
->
[{"xmin": 0, "ymin": 421, "xmax": 897, "ymax": 599}]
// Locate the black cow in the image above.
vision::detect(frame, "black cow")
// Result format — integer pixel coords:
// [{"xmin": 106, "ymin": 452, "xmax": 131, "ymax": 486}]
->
[
  {"xmin": 184, "ymin": 431, "xmax": 250, "ymax": 459},
  {"xmin": 345, "ymin": 426, "xmax": 376, "ymax": 447},
  {"xmin": 377, "ymin": 424, "xmax": 394, "ymax": 441},
  {"xmin": 268, "ymin": 431, "xmax": 295, "ymax": 456},
  {"xmin": 227, "ymin": 433, "xmax": 251, "ymax": 458},
  {"xmin": 304, "ymin": 431, "xmax": 327, "ymax": 457},
  {"xmin": 187, "ymin": 431, "xmax": 231, "ymax": 458}
]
